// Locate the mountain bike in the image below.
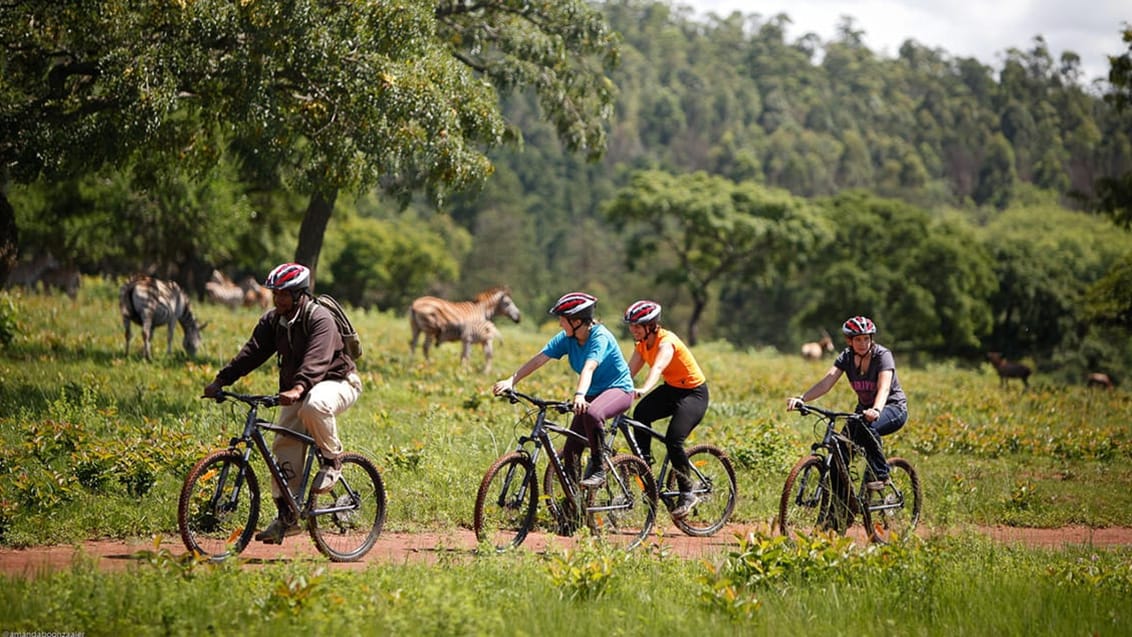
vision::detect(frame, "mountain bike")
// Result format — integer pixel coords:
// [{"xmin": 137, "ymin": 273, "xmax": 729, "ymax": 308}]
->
[
  {"xmin": 544, "ymin": 413, "xmax": 737, "ymax": 536},
  {"xmin": 178, "ymin": 390, "xmax": 387, "ymax": 562},
  {"xmin": 473, "ymin": 389, "xmax": 658, "ymax": 551},
  {"xmin": 778, "ymin": 403, "xmax": 921, "ymax": 544}
]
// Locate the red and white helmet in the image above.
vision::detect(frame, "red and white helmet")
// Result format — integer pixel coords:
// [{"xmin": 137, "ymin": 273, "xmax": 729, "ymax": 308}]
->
[
  {"xmin": 842, "ymin": 315, "xmax": 877, "ymax": 336},
  {"xmin": 623, "ymin": 300, "xmax": 662, "ymax": 325},
  {"xmin": 548, "ymin": 292, "xmax": 597, "ymax": 318},
  {"xmin": 265, "ymin": 263, "xmax": 310, "ymax": 291}
]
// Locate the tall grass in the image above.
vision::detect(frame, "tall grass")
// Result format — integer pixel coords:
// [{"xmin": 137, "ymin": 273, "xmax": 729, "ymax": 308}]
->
[
  {"xmin": 2, "ymin": 278, "xmax": 1130, "ymax": 544},
  {"xmin": 2, "ymin": 280, "xmax": 1132, "ymax": 633}
]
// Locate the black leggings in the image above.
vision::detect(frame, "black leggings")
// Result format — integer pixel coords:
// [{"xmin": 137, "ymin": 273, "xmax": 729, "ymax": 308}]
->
[{"xmin": 632, "ymin": 383, "xmax": 709, "ymax": 490}]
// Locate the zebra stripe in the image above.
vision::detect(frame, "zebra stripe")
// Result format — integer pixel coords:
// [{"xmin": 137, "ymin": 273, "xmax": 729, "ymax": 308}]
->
[
  {"xmin": 119, "ymin": 275, "xmax": 206, "ymax": 360},
  {"xmin": 409, "ymin": 287, "xmax": 520, "ymax": 368}
]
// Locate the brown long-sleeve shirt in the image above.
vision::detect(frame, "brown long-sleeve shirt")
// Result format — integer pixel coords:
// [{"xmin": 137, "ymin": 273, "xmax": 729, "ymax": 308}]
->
[{"xmin": 214, "ymin": 299, "xmax": 356, "ymax": 393}]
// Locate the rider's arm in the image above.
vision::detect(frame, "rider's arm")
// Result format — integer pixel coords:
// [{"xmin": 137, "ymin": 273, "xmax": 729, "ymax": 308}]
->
[
  {"xmin": 788, "ymin": 365, "xmax": 843, "ymax": 409},
  {"xmin": 865, "ymin": 369, "xmax": 894, "ymax": 421},
  {"xmin": 493, "ymin": 352, "xmax": 551, "ymax": 395},
  {"xmin": 635, "ymin": 341, "xmax": 674, "ymax": 397}
]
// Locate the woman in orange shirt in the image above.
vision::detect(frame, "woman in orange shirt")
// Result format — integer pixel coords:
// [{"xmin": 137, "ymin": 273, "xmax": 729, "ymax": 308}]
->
[{"xmin": 623, "ymin": 300, "xmax": 710, "ymax": 518}]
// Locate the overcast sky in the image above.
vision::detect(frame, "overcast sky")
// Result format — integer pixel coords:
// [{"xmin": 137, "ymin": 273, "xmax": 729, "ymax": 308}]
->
[{"xmin": 681, "ymin": 1, "xmax": 1128, "ymax": 85}]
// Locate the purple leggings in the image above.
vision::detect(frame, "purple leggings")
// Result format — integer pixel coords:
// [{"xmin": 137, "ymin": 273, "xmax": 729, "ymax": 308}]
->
[{"xmin": 562, "ymin": 388, "xmax": 634, "ymax": 466}]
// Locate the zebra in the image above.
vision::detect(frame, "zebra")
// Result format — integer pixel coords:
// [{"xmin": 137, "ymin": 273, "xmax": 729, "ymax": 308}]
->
[
  {"xmin": 119, "ymin": 275, "xmax": 207, "ymax": 360},
  {"xmin": 437, "ymin": 317, "xmax": 502, "ymax": 373},
  {"xmin": 409, "ymin": 286, "xmax": 520, "ymax": 368}
]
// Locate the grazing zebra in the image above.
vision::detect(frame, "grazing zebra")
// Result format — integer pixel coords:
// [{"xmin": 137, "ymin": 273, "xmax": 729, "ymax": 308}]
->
[
  {"xmin": 409, "ymin": 286, "xmax": 520, "ymax": 367},
  {"xmin": 4, "ymin": 253, "xmax": 58, "ymax": 292},
  {"xmin": 120, "ymin": 275, "xmax": 207, "ymax": 360},
  {"xmin": 39, "ymin": 265, "xmax": 81, "ymax": 299},
  {"xmin": 204, "ymin": 270, "xmax": 245, "ymax": 310}
]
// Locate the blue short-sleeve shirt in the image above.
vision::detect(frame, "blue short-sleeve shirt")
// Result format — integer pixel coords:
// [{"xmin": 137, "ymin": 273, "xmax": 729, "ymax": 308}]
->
[{"xmin": 541, "ymin": 324, "xmax": 634, "ymax": 395}]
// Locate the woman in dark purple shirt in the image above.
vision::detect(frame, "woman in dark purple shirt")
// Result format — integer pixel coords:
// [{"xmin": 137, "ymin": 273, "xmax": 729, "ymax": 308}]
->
[{"xmin": 786, "ymin": 316, "xmax": 907, "ymax": 487}]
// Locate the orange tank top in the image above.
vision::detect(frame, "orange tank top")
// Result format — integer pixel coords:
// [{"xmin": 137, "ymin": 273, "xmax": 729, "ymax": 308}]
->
[{"xmin": 635, "ymin": 328, "xmax": 706, "ymax": 389}]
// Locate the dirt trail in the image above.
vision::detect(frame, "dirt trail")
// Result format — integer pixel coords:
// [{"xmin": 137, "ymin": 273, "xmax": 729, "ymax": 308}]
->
[{"xmin": 3, "ymin": 523, "xmax": 1131, "ymax": 578}]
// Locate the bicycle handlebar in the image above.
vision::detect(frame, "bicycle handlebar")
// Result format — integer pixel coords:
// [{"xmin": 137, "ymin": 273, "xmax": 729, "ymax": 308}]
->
[
  {"xmin": 790, "ymin": 401, "xmax": 858, "ymax": 421},
  {"xmin": 497, "ymin": 388, "xmax": 572, "ymax": 414},
  {"xmin": 203, "ymin": 389, "xmax": 280, "ymax": 409}
]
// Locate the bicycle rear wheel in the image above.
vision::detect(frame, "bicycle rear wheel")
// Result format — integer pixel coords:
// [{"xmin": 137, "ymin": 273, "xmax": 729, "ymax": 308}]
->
[
  {"xmin": 586, "ymin": 455, "xmax": 657, "ymax": 550},
  {"xmin": 474, "ymin": 452, "xmax": 538, "ymax": 551},
  {"xmin": 778, "ymin": 454, "xmax": 854, "ymax": 540},
  {"xmin": 861, "ymin": 457, "xmax": 922, "ymax": 544},
  {"xmin": 665, "ymin": 444, "xmax": 738, "ymax": 537},
  {"xmin": 308, "ymin": 453, "xmax": 386, "ymax": 562},
  {"xmin": 178, "ymin": 450, "xmax": 260, "ymax": 560}
]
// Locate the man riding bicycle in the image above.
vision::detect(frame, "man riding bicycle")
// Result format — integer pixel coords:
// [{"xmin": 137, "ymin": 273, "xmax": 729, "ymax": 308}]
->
[{"xmin": 203, "ymin": 263, "xmax": 363, "ymax": 543}]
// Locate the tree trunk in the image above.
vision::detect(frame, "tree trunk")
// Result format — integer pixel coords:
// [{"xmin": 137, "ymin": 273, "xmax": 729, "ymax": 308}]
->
[
  {"xmin": 294, "ymin": 189, "xmax": 338, "ymax": 290},
  {"xmin": 0, "ymin": 170, "xmax": 19, "ymax": 286},
  {"xmin": 687, "ymin": 296, "xmax": 707, "ymax": 346}
]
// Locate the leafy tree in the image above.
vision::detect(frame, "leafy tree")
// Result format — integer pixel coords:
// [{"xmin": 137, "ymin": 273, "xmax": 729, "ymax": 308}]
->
[
  {"xmin": 1, "ymin": 1, "xmax": 619, "ymax": 280},
  {"xmin": 325, "ymin": 216, "xmax": 463, "ymax": 311},
  {"xmin": 604, "ymin": 169, "xmax": 824, "ymax": 344},
  {"xmin": 794, "ymin": 191, "xmax": 996, "ymax": 355}
]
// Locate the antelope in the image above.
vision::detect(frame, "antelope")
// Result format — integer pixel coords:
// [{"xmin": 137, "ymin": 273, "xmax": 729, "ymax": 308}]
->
[
  {"xmin": 801, "ymin": 330, "xmax": 834, "ymax": 361},
  {"xmin": 987, "ymin": 352, "xmax": 1031, "ymax": 389},
  {"xmin": 1086, "ymin": 372, "xmax": 1114, "ymax": 389}
]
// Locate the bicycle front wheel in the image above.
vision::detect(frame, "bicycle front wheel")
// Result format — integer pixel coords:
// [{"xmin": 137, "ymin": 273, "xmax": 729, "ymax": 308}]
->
[
  {"xmin": 586, "ymin": 455, "xmax": 657, "ymax": 550},
  {"xmin": 861, "ymin": 457, "xmax": 922, "ymax": 544},
  {"xmin": 178, "ymin": 450, "xmax": 260, "ymax": 560},
  {"xmin": 665, "ymin": 444, "xmax": 738, "ymax": 537},
  {"xmin": 308, "ymin": 453, "xmax": 387, "ymax": 562},
  {"xmin": 474, "ymin": 452, "xmax": 538, "ymax": 551},
  {"xmin": 778, "ymin": 455, "xmax": 853, "ymax": 540}
]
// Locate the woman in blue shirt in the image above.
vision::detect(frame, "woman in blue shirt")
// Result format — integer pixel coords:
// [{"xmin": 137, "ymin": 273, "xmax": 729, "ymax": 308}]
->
[{"xmin": 493, "ymin": 292, "xmax": 634, "ymax": 488}]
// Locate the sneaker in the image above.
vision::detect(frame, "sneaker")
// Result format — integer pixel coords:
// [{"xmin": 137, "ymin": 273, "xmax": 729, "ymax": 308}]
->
[
  {"xmin": 579, "ymin": 469, "xmax": 606, "ymax": 489},
  {"xmin": 313, "ymin": 457, "xmax": 343, "ymax": 494},
  {"xmin": 255, "ymin": 517, "xmax": 301, "ymax": 544},
  {"xmin": 671, "ymin": 493, "xmax": 700, "ymax": 519},
  {"xmin": 866, "ymin": 478, "xmax": 893, "ymax": 491}
]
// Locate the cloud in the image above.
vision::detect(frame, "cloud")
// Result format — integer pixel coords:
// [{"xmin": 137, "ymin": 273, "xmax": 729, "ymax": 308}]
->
[{"xmin": 682, "ymin": 0, "xmax": 1127, "ymax": 83}]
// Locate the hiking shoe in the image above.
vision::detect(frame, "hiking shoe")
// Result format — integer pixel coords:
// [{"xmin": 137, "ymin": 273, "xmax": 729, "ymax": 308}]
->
[
  {"xmin": 866, "ymin": 478, "xmax": 893, "ymax": 491},
  {"xmin": 313, "ymin": 456, "xmax": 343, "ymax": 494},
  {"xmin": 579, "ymin": 469, "xmax": 606, "ymax": 489},
  {"xmin": 255, "ymin": 517, "xmax": 301, "ymax": 544},
  {"xmin": 671, "ymin": 493, "xmax": 700, "ymax": 519}
]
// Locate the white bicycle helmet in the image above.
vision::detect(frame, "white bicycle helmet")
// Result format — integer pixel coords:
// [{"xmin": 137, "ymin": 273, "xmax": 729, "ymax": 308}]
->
[
  {"xmin": 623, "ymin": 300, "xmax": 661, "ymax": 325},
  {"xmin": 548, "ymin": 292, "xmax": 597, "ymax": 318},
  {"xmin": 264, "ymin": 263, "xmax": 310, "ymax": 291}
]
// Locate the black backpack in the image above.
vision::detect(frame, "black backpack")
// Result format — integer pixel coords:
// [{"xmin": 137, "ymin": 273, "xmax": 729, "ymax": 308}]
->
[{"xmin": 302, "ymin": 294, "xmax": 362, "ymax": 360}]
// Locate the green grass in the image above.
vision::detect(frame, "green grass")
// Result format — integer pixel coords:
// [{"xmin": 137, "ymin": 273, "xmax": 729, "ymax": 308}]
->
[{"xmin": 1, "ymin": 279, "xmax": 1131, "ymax": 634}]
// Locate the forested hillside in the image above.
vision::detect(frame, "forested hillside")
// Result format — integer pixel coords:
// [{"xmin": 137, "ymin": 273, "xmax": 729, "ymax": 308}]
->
[{"xmin": 5, "ymin": 1, "xmax": 1132, "ymax": 381}]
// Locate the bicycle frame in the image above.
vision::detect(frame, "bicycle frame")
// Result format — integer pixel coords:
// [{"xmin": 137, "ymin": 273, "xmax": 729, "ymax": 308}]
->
[
  {"xmin": 212, "ymin": 391, "xmax": 356, "ymax": 524},
  {"xmin": 792, "ymin": 405, "xmax": 874, "ymax": 520},
  {"xmin": 499, "ymin": 391, "xmax": 589, "ymax": 518},
  {"xmin": 607, "ymin": 414, "xmax": 702, "ymax": 506}
]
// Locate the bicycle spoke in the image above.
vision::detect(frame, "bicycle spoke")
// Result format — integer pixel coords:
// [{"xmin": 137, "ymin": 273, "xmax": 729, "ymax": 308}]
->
[
  {"xmin": 666, "ymin": 444, "xmax": 737, "ymax": 537},
  {"xmin": 586, "ymin": 455, "xmax": 657, "ymax": 550},
  {"xmin": 474, "ymin": 453, "xmax": 538, "ymax": 551},
  {"xmin": 178, "ymin": 451, "xmax": 260, "ymax": 560},
  {"xmin": 309, "ymin": 454, "xmax": 386, "ymax": 562}
]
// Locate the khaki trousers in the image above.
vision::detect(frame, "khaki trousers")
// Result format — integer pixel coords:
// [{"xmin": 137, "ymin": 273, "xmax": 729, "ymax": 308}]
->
[{"xmin": 270, "ymin": 373, "xmax": 362, "ymax": 498}]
